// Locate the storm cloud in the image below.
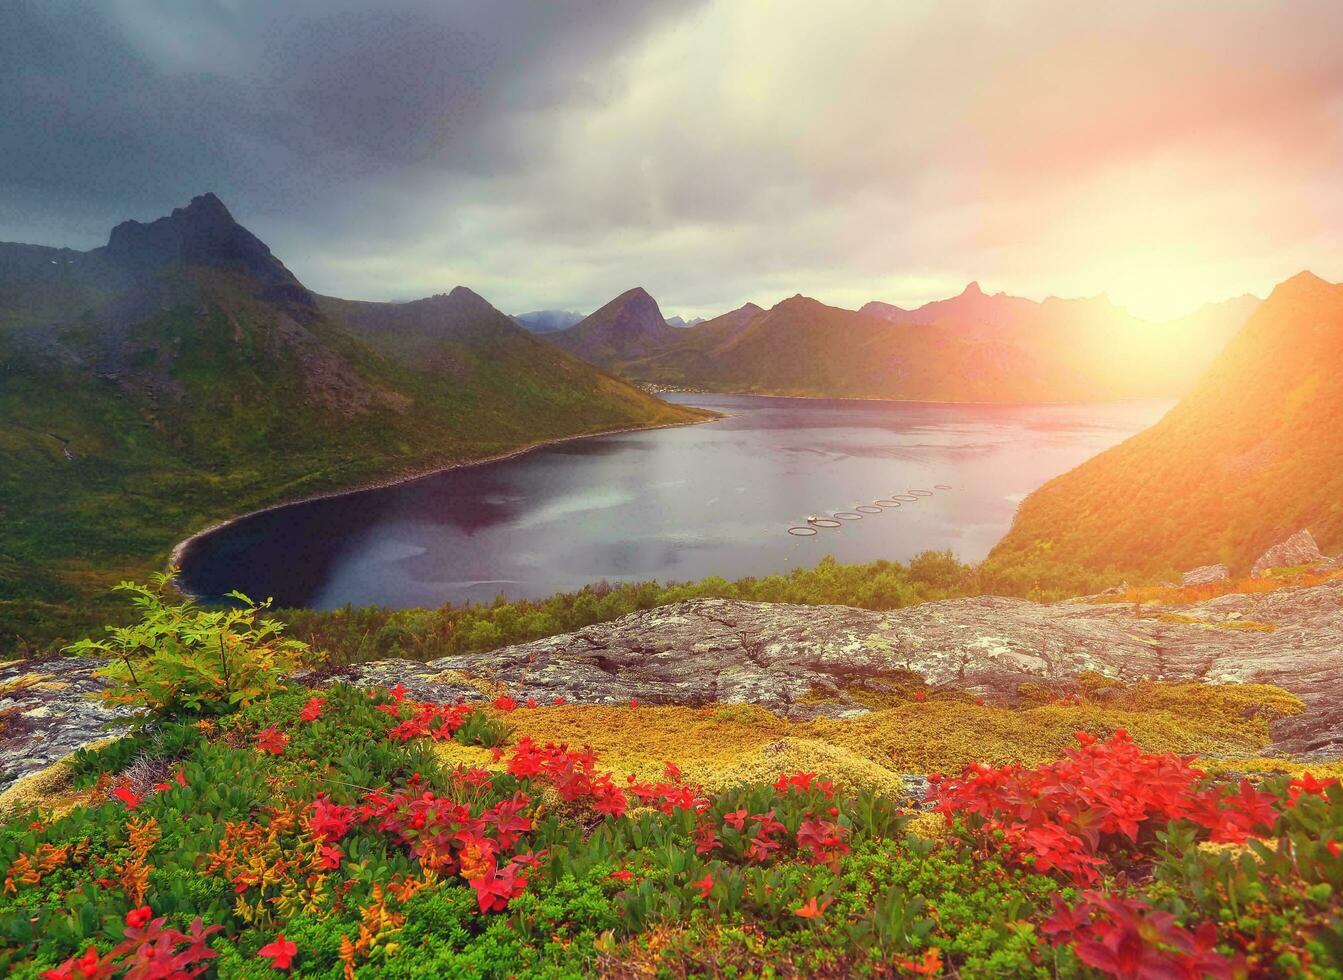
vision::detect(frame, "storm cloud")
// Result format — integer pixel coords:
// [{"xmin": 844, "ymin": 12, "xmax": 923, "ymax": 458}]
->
[{"xmin": 4, "ymin": 1, "xmax": 1343, "ymax": 319}]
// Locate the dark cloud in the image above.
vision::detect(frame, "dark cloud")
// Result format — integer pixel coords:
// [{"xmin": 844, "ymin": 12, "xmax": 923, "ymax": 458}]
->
[
  {"xmin": 3, "ymin": 1, "xmax": 1342, "ymax": 319},
  {"xmin": 1, "ymin": 1, "xmax": 694, "ymax": 238}
]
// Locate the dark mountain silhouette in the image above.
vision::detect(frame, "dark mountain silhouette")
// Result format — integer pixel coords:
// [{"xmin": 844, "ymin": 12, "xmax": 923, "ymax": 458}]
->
[
  {"xmin": 987, "ymin": 271, "xmax": 1343, "ymax": 587},
  {"xmin": 548, "ymin": 287, "xmax": 678, "ymax": 363}
]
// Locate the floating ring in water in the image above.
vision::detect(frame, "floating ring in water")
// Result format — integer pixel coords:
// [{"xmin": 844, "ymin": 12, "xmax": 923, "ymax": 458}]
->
[
  {"xmin": 856, "ymin": 505, "xmax": 883, "ymax": 514},
  {"xmin": 809, "ymin": 518, "xmax": 842, "ymax": 528},
  {"xmin": 787, "ymin": 526, "xmax": 819, "ymax": 536},
  {"xmin": 934, "ymin": 484, "xmax": 953, "ymax": 490},
  {"xmin": 908, "ymin": 489, "xmax": 934, "ymax": 497},
  {"xmin": 833, "ymin": 511, "xmax": 863, "ymax": 521},
  {"xmin": 893, "ymin": 494, "xmax": 919, "ymax": 502},
  {"xmin": 873, "ymin": 499, "xmax": 902, "ymax": 508}
]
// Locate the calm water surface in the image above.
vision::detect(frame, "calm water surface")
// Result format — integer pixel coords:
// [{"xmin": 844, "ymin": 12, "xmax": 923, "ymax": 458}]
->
[{"xmin": 178, "ymin": 394, "xmax": 1170, "ymax": 609}]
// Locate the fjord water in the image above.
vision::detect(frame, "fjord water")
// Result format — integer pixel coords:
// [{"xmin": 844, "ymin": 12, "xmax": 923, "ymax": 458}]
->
[{"xmin": 177, "ymin": 394, "xmax": 1169, "ymax": 610}]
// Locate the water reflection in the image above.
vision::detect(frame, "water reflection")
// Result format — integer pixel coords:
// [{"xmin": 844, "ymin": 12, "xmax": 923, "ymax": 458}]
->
[{"xmin": 177, "ymin": 394, "xmax": 1170, "ymax": 609}]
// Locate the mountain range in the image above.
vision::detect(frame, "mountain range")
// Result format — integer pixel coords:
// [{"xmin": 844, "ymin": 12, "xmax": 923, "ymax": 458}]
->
[
  {"xmin": 0, "ymin": 194, "xmax": 703, "ymax": 649},
  {"xmin": 539, "ymin": 281, "xmax": 1258, "ymax": 402},
  {"xmin": 513, "ymin": 309, "xmax": 585, "ymax": 333},
  {"xmin": 986, "ymin": 271, "xmax": 1343, "ymax": 588}
]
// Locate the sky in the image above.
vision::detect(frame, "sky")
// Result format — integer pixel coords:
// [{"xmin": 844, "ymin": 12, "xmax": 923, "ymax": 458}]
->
[{"xmin": 4, "ymin": 1, "xmax": 1343, "ymax": 321}]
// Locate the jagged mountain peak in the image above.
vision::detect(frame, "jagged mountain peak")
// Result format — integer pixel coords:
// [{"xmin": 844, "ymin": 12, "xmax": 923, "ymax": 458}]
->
[
  {"xmin": 101, "ymin": 192, "xmax": 308, "ymax": 305},
  {"xmin": 1270, "ymin": 270, "xmax": 1334, "ymax": 301}
]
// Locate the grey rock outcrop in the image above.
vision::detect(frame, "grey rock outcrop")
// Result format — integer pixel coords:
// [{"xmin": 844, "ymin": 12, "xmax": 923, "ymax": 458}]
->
[
  {"xmin": 1253, "ymin": 530, "xmax": 1324, "ymax": 577},
  {"xmin": 1182, "ymin": 564, "xmax": 1230, "ymax": 587},
  {"xmin": 8, "ymin": 580, "xmax": 1343, "ymax": 791},
  {"xmin": 332, "ymin": 580, "xmax": 1343, "ymax": 759},
  {"xmin": 0, "ymin": 657, "xmax": 127, "ymax": 790}
]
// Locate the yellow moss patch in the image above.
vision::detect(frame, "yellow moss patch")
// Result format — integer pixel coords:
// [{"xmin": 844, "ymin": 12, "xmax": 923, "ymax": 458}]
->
[
  {"xmin": 424, "ymin": 669, "xmax": 495, "ymax": 696},
  {"xmin": 806, "ymin": 684, "xmax": 1301, "ymax": 774},
  {"xmin": 694, "ymin": 738, "xmax": 910, "ymax": 798},
  {"xmin": 488, "ymin": 704, "xmax": 790, "ymax": 779},
  {"xmin": 0, "ymin": 755, "xmax": 105, "ymax": 819},
  {"xmin": 906, "ymin": 811, "xmax": 948, "ymax": 840},
  {"xmin": 0, "ymin": 673, "xmax": 47, "ymax": 698},
  {"xmin": 419, "ymin": 682, "xmax": 1307, "ymax": 798},
  {"xmin": 1200, "ymin": 757, "xmax": 1343, "ymax": 781}
]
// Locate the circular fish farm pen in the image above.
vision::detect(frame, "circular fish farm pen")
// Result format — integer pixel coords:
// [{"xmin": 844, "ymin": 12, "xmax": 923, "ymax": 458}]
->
[{"xmin": 788, "ymin": 483, "xmax": 954, "ymax": 535}]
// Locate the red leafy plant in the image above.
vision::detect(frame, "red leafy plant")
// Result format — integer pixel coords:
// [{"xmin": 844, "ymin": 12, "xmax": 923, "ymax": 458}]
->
[
  {"xmin": 42, "ymin": 906, "xmax": 220, "ymax": 979},
  {"xmin": 930, "ymin": 729, "xmax": 1282, "ymax": 883},
  {"xmin": 1043, "ymin": 893, "xmax": 1246, "ymax": 979}
]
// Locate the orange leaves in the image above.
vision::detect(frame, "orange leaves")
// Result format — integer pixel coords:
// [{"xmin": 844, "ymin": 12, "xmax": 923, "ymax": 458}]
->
[
  {"xmin": 792, "ymin": 896, "xmax": 830, "ymax": 919},
  {"xmin": 2, "ymin": 840, "xmax": 85, "ymax": 894},
  {"xmin": 116, "ymin": 816, "xmax": 160, "ymax": 907},
  {"xmin": 896, "ymin": 948, "xmax": 943, "ymax": 975}
]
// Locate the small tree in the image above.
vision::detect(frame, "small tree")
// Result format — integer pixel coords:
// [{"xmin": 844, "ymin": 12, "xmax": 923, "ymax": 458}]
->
[{"xmin": 68, "ymin": 571, "xmax": 306, "ymax": 724}]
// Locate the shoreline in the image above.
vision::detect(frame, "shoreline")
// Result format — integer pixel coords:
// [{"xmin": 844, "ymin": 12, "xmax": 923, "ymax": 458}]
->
[
  {"xmin": 168, "ymin": 413, "xmax": 720, "ymax": 597},
  {"xmin": 652, "ymin": 386, "xmax": 1176, "ymax": 409}
]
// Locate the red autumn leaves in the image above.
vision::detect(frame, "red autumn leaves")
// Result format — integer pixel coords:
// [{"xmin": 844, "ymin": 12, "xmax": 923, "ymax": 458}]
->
[
  {"xmin": 42, "ymin": 906, "xmax": 221, "ymax": 979},
  {"xmin": 929, "ymin": 729, "xmax": 1296, "ymax": 883}
]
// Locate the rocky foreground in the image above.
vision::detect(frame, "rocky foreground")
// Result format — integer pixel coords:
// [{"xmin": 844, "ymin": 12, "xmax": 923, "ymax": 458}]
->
[{"xmin": 4, "ymin": 578, "xmax": 1342, "ymax": 790}]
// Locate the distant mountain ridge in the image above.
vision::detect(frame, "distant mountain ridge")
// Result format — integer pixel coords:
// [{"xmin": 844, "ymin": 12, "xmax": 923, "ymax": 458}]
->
[
  {"xmin": 986, "ymin": 271, "xmax": 1343, "ymax": 588},
  {"xmin": 514, "ymin": 309, "xmax": 585, "ymax": 333},
  {"xmin": 0, "ymin": 195, "xmax": 704, "ymax": 649},
  {"xmin": 548, "ymin": 282, "xmax": 1258, "ymax": 402},
  {"xmin": 547, "ymin": 287, "xmax": 681, "ymax": 363}
]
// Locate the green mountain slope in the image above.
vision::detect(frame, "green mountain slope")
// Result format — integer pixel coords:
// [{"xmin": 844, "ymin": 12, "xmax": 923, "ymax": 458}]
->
[
  {"xmin": 569, "ymin": 284, "xmax": 1255, "ymax": 402},
  {"xmin": 0, "ymin": 195, "xmax": 704, "ymax": 650},
  {"xmin": 985, "ymin": 271, "xmax": 1343, "ymax": 590}
]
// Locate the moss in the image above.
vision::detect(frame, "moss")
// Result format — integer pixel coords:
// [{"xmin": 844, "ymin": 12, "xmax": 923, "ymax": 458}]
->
[
  {"xmin": 421, "ymin": 682, "xmax": 1303, "ymax": 795},
  {"xmin": 0, "ymin": 754, "xmax": 103, "ymax": 818},
  {"xmin": 1199, "ymin": 757, "xmax": 1343, "ymax": 780},
  {"xmin": 805, "ymin": 683, "xmax": 1300, "ymax": 773},
  {"xmin": 0, "ymin": 672, "xmax": 47, "ymax": 697},
  {"xmin": 695, "ymin": 737, "xmax": 910, "ymax": 798}
]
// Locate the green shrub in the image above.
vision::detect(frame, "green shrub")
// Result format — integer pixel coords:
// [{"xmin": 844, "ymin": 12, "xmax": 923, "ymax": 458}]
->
[{"xmin": 66, "ymin": 572, "xmax": 306, "ymax": 724}]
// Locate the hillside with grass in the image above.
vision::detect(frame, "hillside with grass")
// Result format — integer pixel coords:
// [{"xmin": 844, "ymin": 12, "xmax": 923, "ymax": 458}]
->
[
  {"xmin": 986, "ymin": 271, "xmax": 1343, "ymax": 592},
  {"xmin": 2, "ymin": 580, "xmax": 1341, "ymax": 977},
  {"xmin": 0, "ymin": 195, "xmax": 706, "ymax": 652}
]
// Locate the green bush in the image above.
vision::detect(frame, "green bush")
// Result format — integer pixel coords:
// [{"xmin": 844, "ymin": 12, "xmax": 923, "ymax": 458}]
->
[{"xmin": 66, "ymin": 572, "xmax": 306, "ymax": 724}]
